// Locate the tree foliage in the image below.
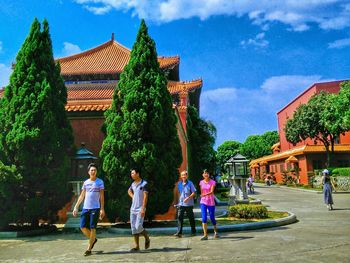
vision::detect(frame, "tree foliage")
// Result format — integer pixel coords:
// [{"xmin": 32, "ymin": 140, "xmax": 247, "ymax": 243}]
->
[
  {"xmin": 100, "ymin": 20, "xmax": 182, "ymax": 222},
  {"xmin": 285, "ymin": 90, "xmax": 349, "ymax": 167},
  {"xmin": 240, "ymin": 131, "xmax": 279, "ymax": 160},
  {"xmin": 187, "ymin": 106, "xmax": 216, "ymax": 185},
  {"xmin": 0, "ymin": 18, "xmax": 74, "ymax": 225},
  {"xmin": 0, "ymin": 162, "xmax": 23, "ymax": 228},
  {"xmin": 216, "ymin": 140, "xmax": 241, "ymax": 171}
]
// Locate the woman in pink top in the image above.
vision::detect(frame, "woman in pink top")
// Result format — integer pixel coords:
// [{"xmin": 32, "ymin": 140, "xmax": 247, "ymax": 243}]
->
[{"xmin": 199, "ymin": 169, "xmax": 219, "ymax": 240}]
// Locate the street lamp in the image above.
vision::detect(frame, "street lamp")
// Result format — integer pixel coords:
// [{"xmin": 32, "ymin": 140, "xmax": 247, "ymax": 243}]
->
[{"xmin": 225, "ymin": 153, "xmax": 249, "ymax": 205}]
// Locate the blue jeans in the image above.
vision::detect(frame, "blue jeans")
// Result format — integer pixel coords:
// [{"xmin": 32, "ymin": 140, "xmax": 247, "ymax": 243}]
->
[{"xmin": 200, "ymin": 204, "xmax": 216, "ymax": 225}]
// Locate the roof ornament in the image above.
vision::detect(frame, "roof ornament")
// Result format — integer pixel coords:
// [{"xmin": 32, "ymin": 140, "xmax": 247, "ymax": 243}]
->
[{"xmin": 111, "ymin": 32, "xmax": 115, "ymax": 41}]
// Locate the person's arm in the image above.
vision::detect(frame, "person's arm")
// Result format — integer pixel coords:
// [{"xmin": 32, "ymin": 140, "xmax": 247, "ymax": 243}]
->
[
  {"xmin": 184, "ymin": 184, "xmax": 196, "ymax": 203},
  {"xmin": 331, "ymin": 177, "xmax": 337, "ymax": 192},
  {"xmin": 141, "ymin": 191, "xmax": 148, "ymax": 218},
  {"xmin": 73, "ymin": 189, "xmax": 86, "ymax": 217},
  {"xmin": 99, "ymin": 189, "xmax": 105, "ymax": 219},
  {"xmin": 174, "ymin": 182, "xmax": 179, "ymax": 204},
  {"xmin": 201, "ymin": 183, "xmax": 215, "ymax": 197},
  {"xmin": 128, "ymin": 187, "xmax": 134, "ymax": 199}
]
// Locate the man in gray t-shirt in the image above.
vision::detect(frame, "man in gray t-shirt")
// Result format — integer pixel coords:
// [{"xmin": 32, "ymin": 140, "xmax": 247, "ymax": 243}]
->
[{"xmin": 127, "ymin": 168, "xmax": 150, "ymax": 252}]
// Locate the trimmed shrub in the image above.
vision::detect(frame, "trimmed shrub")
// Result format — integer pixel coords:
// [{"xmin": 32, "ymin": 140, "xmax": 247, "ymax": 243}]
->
[
  {"xmin": 331, "ymin": 167, "xmax": 350, "ymax": 176},
  {"xmin": 228, "ymin": 204, "xmax": 268, "ymax": 219}
]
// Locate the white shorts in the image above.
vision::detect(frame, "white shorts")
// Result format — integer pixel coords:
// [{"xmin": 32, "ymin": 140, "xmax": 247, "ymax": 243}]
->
[{"xmin": 130, "ymin": 211, "xmax": 144, "ymax": 234}]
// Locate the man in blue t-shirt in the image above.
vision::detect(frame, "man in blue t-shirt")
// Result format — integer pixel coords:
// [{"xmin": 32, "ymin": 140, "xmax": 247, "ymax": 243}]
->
[
  {"xmin": 73, "ymin": 163, "xmax": 105, "ymax": 256},
  {"xmin": 174, "ymin": 170, "xmax": 197, "ymax": 237}
]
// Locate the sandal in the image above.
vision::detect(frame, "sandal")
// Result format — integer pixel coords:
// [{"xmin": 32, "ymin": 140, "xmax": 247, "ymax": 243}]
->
[
  {"xmin": 130, "ymin": 247, "xmax": 140, "ymax": 252},
  {"xmin": 83, "ymin": 250, "xmax": 92, "ymax": 256},
  {"xmin": 145, "ymin": 238, "xmax": 151, "ymax": 249}
]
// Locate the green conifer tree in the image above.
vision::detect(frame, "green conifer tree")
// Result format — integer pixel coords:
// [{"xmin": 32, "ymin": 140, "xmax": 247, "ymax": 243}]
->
[
  {"xmin": 100, "ymin": 20, "xmax": 182, "ymax": 221},
  {"xmin": 0, "ymin": 18, "xmax": 74, "ymax": 225},
  {"xmin": 187, "ymin": 106, "xmax": 216, "ymax": 185}
]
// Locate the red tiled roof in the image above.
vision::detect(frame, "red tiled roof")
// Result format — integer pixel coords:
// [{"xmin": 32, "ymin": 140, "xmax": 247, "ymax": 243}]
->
[
  {"xmin": 57, "ymin": 39, "xmax": 179, "ymax": 76},
  {"xmin": 65, "ymin": 79, "xmax": 202, "ymax": 112}
]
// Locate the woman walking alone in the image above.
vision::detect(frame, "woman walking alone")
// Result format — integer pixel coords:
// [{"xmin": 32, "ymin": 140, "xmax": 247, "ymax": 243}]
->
[
  {"xmin": 322, "ymin": 169, "xmax": 336, "ymax": 211},
  {"xmin": 199, "ymin": 169, "xmax": 219, "ymax": 240}
]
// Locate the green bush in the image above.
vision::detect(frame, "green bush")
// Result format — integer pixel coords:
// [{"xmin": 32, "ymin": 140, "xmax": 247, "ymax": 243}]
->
[
  {"xmin": 331, "ymin": 167, "xmax": 350, "ymax": 176},
  {"xmin": 228, "ymin": 204, "xmax": 268, "ymax": 219},
  {"xmin": 0, "ymin": 162, "xmax": 23, "ymax": 228}
]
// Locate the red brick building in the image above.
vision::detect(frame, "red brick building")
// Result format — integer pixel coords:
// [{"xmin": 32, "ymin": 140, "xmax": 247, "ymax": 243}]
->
[
  {"xmin": 250, "ymin": 80, "xmax": 350, "ymax": 184},
  {"xmin": 0, "ymin": 35, "xmax": 202, "ymax": 173}
]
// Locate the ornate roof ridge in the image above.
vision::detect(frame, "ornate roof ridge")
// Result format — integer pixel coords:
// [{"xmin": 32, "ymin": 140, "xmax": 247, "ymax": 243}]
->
[{"xmin": 57, "ymin": 39, "xmax": 129, "ymax": 63}]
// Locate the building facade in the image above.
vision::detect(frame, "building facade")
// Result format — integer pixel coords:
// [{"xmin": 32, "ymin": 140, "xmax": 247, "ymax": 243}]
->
[
  {"xmin": 250, "ymin": 80, "xmax": 350, "ymax": 184},
  {"xmin": 0, "ymin": 35, "xmax": 202, "ymax": 174}
]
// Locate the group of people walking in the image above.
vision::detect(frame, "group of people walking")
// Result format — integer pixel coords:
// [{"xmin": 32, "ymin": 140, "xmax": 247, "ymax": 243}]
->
[{"xmin": 72, "ymin": 164, "xmax": 219, "ymax": 256}]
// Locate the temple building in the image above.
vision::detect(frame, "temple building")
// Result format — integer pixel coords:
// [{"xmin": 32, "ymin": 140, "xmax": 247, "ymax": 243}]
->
[
  {"xmin": 1, "ymin": 34, "xmax": 202, "ymax": 173},
  {"xmin": 250, "ymin": 80, "xmax": 350, "ymax": 184}
]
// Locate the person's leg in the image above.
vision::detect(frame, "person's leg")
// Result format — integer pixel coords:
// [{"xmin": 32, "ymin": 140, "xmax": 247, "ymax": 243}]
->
[
  {"xmin": 130, "ymin": 212, "xmax": 140, "ymax": 250},
  {"xmin": 200, "ymin": 204, "xmax": 208, "ymax": 240},
  {"xmin": 140, "ymin": 230, "xmax": 150, "ymax": 249},
  {"xmin": 186, "ymin": 206, "xmax": 196, "ymax": 235},
  {"xmin": 175, "ymin": 206, "xmax": 185, "ymax": 236},
  {"xmin": 208, "ymin": 206, "xmax": 219, "ymax": 237},
  {"xmin": 86, "ymin": 209, "xmax": 100, "ymax": 251}
]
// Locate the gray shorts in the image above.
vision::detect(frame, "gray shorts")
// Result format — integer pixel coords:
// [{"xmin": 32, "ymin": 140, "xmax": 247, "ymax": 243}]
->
[{"xmin": 130, "ymin": 211, "xmax": 144, "ymax": 234}]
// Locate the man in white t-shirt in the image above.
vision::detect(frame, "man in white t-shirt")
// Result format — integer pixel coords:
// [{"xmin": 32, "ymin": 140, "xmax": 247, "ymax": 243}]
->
[{"xmin": 73, "ymin": 163, "xmax": 105, "ymax": 256}]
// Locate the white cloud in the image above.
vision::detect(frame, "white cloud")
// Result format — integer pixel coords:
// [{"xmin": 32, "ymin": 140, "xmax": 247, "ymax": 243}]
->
[
  {"xmin": 241, "ymin": 32, "xmax": 269, "ymax": 48},
  {"xmin": 328, "ymin": 38, "xmax": 350, "ymax": 49},
  {"xmin": 74, "ymin": 0, "xmax": 350, "ymax": 31},
  {"xmin": 60, "ymin": 42, "xmax": 82, "ymax": 57},
  {"xmin": 200, "ymin": 75, "xmax": 329, "ymax": 146},
  {"xmin": 0, "ymin": 63, "xmax": 12, "ymax": 88}
]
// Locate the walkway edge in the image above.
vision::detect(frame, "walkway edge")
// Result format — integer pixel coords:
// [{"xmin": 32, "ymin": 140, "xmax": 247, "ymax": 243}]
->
[{"xmin": 108, "ymin": 212, "xmax": 297, "ymax": 236}]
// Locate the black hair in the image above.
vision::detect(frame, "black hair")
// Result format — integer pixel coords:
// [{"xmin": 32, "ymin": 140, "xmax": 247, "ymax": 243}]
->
[
  {"xmin": 131, "ymin": 168, "xmax": 140, "ymax": 174},
  {"xmin": 203, "ymin": 169, "xmax": 209, "ymax": 174},
  {"xmin": 87, "ymin": 163, "xmax": 97, "ymax": 171}
]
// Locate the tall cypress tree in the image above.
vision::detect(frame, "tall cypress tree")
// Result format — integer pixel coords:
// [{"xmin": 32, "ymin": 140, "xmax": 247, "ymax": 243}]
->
[
  {"xmin": 0, "ymin": 18, "xmax": 74, "ymax": 225},
  {"xmin": 187, "ymin": 106, "xmax": 216, "ymax": 185},
  {"xmin": 100, "ymin": 20, "xmax": 182, "ymax": 221}
]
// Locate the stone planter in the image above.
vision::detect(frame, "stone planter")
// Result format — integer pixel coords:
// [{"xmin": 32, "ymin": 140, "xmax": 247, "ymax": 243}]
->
[{"xmin": 313, "ymin": 175, "xmax": 350, "ymax": 191}]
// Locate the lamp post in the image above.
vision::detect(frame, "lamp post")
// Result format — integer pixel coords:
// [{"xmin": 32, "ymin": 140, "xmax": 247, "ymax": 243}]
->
[{"xmin": 225, "ymin": 153, "xmax": 249, "ymax": 205}]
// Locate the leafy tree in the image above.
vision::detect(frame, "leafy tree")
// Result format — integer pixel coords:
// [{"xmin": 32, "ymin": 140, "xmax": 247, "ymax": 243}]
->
[
  {"xmin": 0, "ymin": 18, "xmax": 74, "ymax": 225},
  {"xmin": 0, "ymin": 162, "xmax": 23, "ymax": 228},
  {"xmin": 100, "ymin": 20, "xmax": 182, "ymax": 222},
  {"xmin": 187, "ymin": 105, "xmax": 216, "ymax": 185},
  {"xmin": 285, "ymin": 91, "xmax": 347, "ymax": 167},
  {"xmin": 337, "ymin": 81, "xmax": 350, "ymax": 130},
  {"xmin": 240, "ymin": 131, "xmax": 279, "ymax": 161},
  {"xmin": 216, "ymin": 140, "xmax": 241, "ymax": 171}
]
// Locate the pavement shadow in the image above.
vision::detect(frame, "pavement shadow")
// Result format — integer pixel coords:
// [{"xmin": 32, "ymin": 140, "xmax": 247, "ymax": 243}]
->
[
  {"xmin": 94, "ymin": 247, "xmax": 191, "ymax": 255},
  {"xmin": 331, "ymin": 208, "xmax": 350, "ymax": 211},
  {"xmin": 215, "ymin": 236, "xmax": 254, "ymax": 242}
]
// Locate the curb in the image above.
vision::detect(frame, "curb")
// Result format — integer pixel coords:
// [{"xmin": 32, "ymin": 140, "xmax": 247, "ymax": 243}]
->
[
  {"xmin": 0, "ymin": 227, "xmax": 57, "ymax": 238},
  {"xmin": 108, "ymin": 212, "xmax": 297, "ymax": 236}
]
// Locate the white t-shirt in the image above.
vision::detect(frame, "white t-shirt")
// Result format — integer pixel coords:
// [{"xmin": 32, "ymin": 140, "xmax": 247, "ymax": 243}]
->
[{"xmin": 82, "ymin": 178, "xmax": 104, "ymax": 209}]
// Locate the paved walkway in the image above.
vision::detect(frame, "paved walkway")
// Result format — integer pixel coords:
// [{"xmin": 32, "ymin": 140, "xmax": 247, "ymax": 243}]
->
[{"xmin": 1, "ymin": 185, "xmax": 350, "ymax": 263}]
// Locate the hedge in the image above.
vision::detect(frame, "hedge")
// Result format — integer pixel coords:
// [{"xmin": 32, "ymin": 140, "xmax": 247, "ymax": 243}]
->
[
  {"xmin": 228, "ymin": 204, "xmax": 268, "ymax": 219},
  {"xmin": 331, "ymin": 167, "xmax": 350, "ymax": 176}
]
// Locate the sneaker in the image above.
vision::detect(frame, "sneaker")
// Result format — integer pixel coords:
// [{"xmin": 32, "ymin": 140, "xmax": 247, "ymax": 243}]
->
[
  {"xmin": 83, "ymin": 250, "xmax": 92, "ymax": 256},
  {"xmin": 145, "ymin": 238, "xmax": 151, "ymax": 249},
  {"xmin": 214, "ymin": 233, "xmax": 220, "ymax": 238},
  {"xmin": 91, "ymin": 238, "xmax": 98, "ymax": 250},
  {"xmin": 200, "ymin": 236, "xmax": 208, "ymax": 241},
  {"xmin": 173, "ymin": 233, "xmax": 182, "ymax": 238},
  {"xmin": 130, "ymin": 247, "xmax": 140, "ymax": 252}
]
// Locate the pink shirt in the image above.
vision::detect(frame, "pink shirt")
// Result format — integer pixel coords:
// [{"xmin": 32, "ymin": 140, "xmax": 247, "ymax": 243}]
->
[{"xmin": 199, "ymin": 179, "xmax": 216, "ymax": 206}]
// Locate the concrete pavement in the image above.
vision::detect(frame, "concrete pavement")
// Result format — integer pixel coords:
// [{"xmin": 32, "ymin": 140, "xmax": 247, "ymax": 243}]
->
[{"xmin": 0, "ymin": 185, "xmax": 349, "ymax": 263}]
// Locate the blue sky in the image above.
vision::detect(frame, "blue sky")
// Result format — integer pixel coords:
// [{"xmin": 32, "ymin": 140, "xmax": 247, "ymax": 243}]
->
[{"xmin": 1, "ymin": 0, "xmax": 350, "ymax": 147}]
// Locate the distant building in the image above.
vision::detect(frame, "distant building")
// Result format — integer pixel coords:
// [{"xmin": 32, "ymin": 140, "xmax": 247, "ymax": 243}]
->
[
  {"xmin": 0, "ymin": 35, "xmax": 202, "ymax": 173},
  {"xmin": 250, "ymin": 80, "xmax": 350, "ymax": 184}
]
